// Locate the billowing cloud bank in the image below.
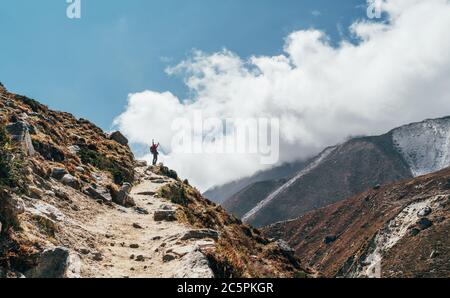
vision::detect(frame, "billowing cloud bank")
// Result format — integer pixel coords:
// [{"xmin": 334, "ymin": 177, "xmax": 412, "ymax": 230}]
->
[{"xmin": 114, "ymin": 0, "xmax": 450, "ymax": 191}]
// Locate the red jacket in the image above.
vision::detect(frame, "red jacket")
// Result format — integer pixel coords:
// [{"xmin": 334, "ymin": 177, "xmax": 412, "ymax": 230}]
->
[{"xmin": 150, "ymin": 144, "xmax": 159, "ymax": 154}]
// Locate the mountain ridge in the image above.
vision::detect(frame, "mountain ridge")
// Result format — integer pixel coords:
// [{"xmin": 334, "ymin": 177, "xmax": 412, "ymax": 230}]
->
[
  {"xmin": 204, "ymin": 160, "xmax": 308, "ymax": 204},
  {"xmin": 219, "ymin": 115, "xmax": 450, "ymax": 227},
  {"xmin": 0, "ymin": 83, "xmax": 309, "ymax": 278}
]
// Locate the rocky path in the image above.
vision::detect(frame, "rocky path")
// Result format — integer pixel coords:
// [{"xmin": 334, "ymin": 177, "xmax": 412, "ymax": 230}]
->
[{"xmin": 80, "ymin": 169, "xmax": 216, "ymax": 278}]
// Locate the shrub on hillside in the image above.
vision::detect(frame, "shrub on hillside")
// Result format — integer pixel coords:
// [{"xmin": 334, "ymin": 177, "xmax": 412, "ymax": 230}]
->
[
  {"xmin": 79, "ymin": 147, "xmax": 133, "ymax": 185},
  {"xmin": 0, "ymin": 124, "xmax": 25, "ymax": 190}
]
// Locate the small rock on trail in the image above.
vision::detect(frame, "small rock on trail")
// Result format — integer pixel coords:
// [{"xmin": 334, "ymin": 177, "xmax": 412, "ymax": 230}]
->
[
  {"xmin": 154, "ymin": 210, "xmax": 177, "ymax": 222},
  {"xmin": 25, "ymin": 247, "xmax": 81, "ymax": 278},
  {"xmin": 181, "ymin": 229, "xmax": 219, "ymax": 241},
  {"xmin": 135, "ymin": 255, "xmax": 145, "ymax": 262},
  {"xmin": 133, "ymin": 223, "xmax": 143, "ymax": 229}
]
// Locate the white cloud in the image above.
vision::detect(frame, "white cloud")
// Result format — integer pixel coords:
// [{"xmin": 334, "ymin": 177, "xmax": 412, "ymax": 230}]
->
[{"xmin": 114, "ymin": 0, "xmax": 450, "ymax": 191}]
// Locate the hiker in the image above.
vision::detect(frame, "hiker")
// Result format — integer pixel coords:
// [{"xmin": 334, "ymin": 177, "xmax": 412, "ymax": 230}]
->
[{"xmin": 150, "ymin": 140, "xmax": 160, "ymax": 166}]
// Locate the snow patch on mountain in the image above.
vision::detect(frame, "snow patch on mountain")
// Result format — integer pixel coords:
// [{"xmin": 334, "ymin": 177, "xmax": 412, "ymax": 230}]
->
[
  {"xmin": 355, "ymin": 195, "xmax": 443, "ymax": 278},
  {"xmin": 241, "ymin": 146, "xmax": 336, "ymax": 223},
  {"xmin": 392, "ymin": 117, "xmax": 450, "ymax": 177}
]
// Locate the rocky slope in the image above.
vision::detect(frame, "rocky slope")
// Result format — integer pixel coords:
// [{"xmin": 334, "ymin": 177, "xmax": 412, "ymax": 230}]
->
[
  {"xmin": 0, "ymin": 83, "xmax": 309, "ymax": 278},
  {"xmin": 220, "ymin": 116, "xmax": 450, "ymax": 227},
  {"xmin": 392, "ymin": 116, "xmax": 450, "ymax": 177},
  {"xmin": 262, "ymin": 167, "xmax": 450, "ymax": 278}
]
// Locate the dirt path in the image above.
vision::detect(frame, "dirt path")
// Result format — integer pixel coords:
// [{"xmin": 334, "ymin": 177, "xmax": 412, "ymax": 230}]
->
[{"xmin": 79, "ymin": 169, "xmax": 215, "ymax": 278}]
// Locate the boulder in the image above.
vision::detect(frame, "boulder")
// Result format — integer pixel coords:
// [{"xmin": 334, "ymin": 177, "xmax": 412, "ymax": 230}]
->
[
  {"xmin": 28, "ymin": 200, "xmax": 66, "ymax": 223},
  {"xmin": 109, "ymin": 131, "xmax": 128, "ymax": 146},
  {"xmin": 417, "ymin": 207, "xmax": 432, "ymax": 217},
  {"xmin": 67, "ymin": 145, "xmax": 81, "ymax": 155},
  {"xmin": 172, "ymin": 250, "xmax": 214, "ymax": 278},
  {"xmin": 275, "ymin": 240, "xmax": 295, "ymax": 255},
  {"xmin": 112, "ymin": 191, "xmax": 135, "ymax": 208},
  {"xmin": 28, "ymin": 186, "xmax": 43, "ymax": 199},
  {"xmin": 0, "ymin": 193, "xmax": 24, "ymax": 233},
  {"xmin": 135, "ymin": 255, "xmax": 145, "ymax": 262},
  {"xmin": 79, "ymin": 248, "xmax": 90, "ymax": 255},
  {"xmin": 75, "ymin": 166, "xmax": 85, "ymax": 173},
  {"xmin": 25, "ymin": 247, "xmax": 81, "ymax": 278},
  {"xmin": 54, "ymin": 188, "xmax": 70, "ymax": 201},
  {"xmin": 12, "ymin": 196, "xmax": 25, "ymax": 215},
  {"xmin": 153, "ymin": 165, "xmax": 178, "ymax": 180},
  {"xmin": 134, "ymin": 207, "xmax": 149, "ymax": 215},
  {"xmin": 5, "ymin": 121, "xmax": 28, "ymax": 140},
  {"xmin": 84, "ymin": 186, "xmax": 112, "ymax": 203},
  {"xmin": 162, "ymin": 253, "xmax": 177, "ymax": 263},
  {"xmin": 195, "ymin": 240, "xmax": 216, "ymax": 250},
  {"xmin": 92, "ymin": 253, "xmax": 103, "ymax": 262},
  {"xmin": 51, "ymin": 168, "xmax": 67, "ymax": 180},
  {"xmin": 167, "ymin": 245, "xmax": 196, "ymax": 258},
  {"xmin": 154, "ymin": 210, "xmax": 177, "ymax": 222},
  {"xmin": 120, "ymin": 194, "xmax": 135, "ymax": 207},
  {"xmin": 160, "ymin": 204, "xmax": 173, "ymax": 211},
  {"xmin": 135, "ymin": 160, "xmax": 148, "ymax": 167},
  {"xmin": 111, "ymin": 183, "xmax": 135, "ymax": 207},
  {"xmin": 6, "ymin": 121, "xmax": 35, "ymax": 156},
  {"xmin": 181, "ymin": 229, "xmax": 219, "ymax": 241},
  {"xmin": 33, "ymin": 140, "xmax": 65, "ymax": 162},
  {"xmin": 132, "ymin": 223, "xmax": 143, "ymax": 229},
  {"xmin": 152, "ymin": 179, "xmax": 166, "ymax": 184},
  {"xmin": 121, "ymin": 183, "xmax": 132, "ymax": 194},
  {"xmin": 66, "ymin": 252, "xmax": 81, "ymax": 278},
  {"xmin": 61, "ymin": 174, "xmax": 80, "ymax": 190},
  {"xmin": 45, "ymin": 190, "xmax": 55, "ymax": 197}
]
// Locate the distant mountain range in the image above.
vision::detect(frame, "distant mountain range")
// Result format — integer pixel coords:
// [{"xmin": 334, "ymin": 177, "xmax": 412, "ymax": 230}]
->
[{"xmin": 205, "ymin": 116, "xmax": 450, "ymax": 227}]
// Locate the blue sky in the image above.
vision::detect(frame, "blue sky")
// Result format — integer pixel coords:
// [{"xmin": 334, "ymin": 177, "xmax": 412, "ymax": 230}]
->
[{"xmin": 0, "ymin": 0, "xmax": 367, "ymax": 130}]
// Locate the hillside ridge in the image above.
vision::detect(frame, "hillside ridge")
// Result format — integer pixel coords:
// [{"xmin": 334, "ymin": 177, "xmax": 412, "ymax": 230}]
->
[
  {"xmin": 0, "ymin": 83, "xmax": 309, "ymax": 278},
  {"xmin": 262, "ymin": 167, "xmax": 450, "ymax": 277}
]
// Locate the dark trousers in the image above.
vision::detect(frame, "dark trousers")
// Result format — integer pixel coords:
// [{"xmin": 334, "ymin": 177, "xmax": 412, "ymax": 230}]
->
[{"xmin": 152, "ymin": 154, "xmax": 158, "ymax": 166}]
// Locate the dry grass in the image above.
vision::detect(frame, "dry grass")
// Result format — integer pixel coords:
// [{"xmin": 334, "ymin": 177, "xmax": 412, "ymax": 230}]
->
[{"xmin": 157, "ymin": 178, "xmax": 309, "ymax": 278}]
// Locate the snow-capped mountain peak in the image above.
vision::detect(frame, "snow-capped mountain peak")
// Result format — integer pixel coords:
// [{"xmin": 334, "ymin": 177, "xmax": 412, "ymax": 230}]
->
[{"xmin": 392, "ymin": 117, "xmax": 450, "ymax": 177}]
